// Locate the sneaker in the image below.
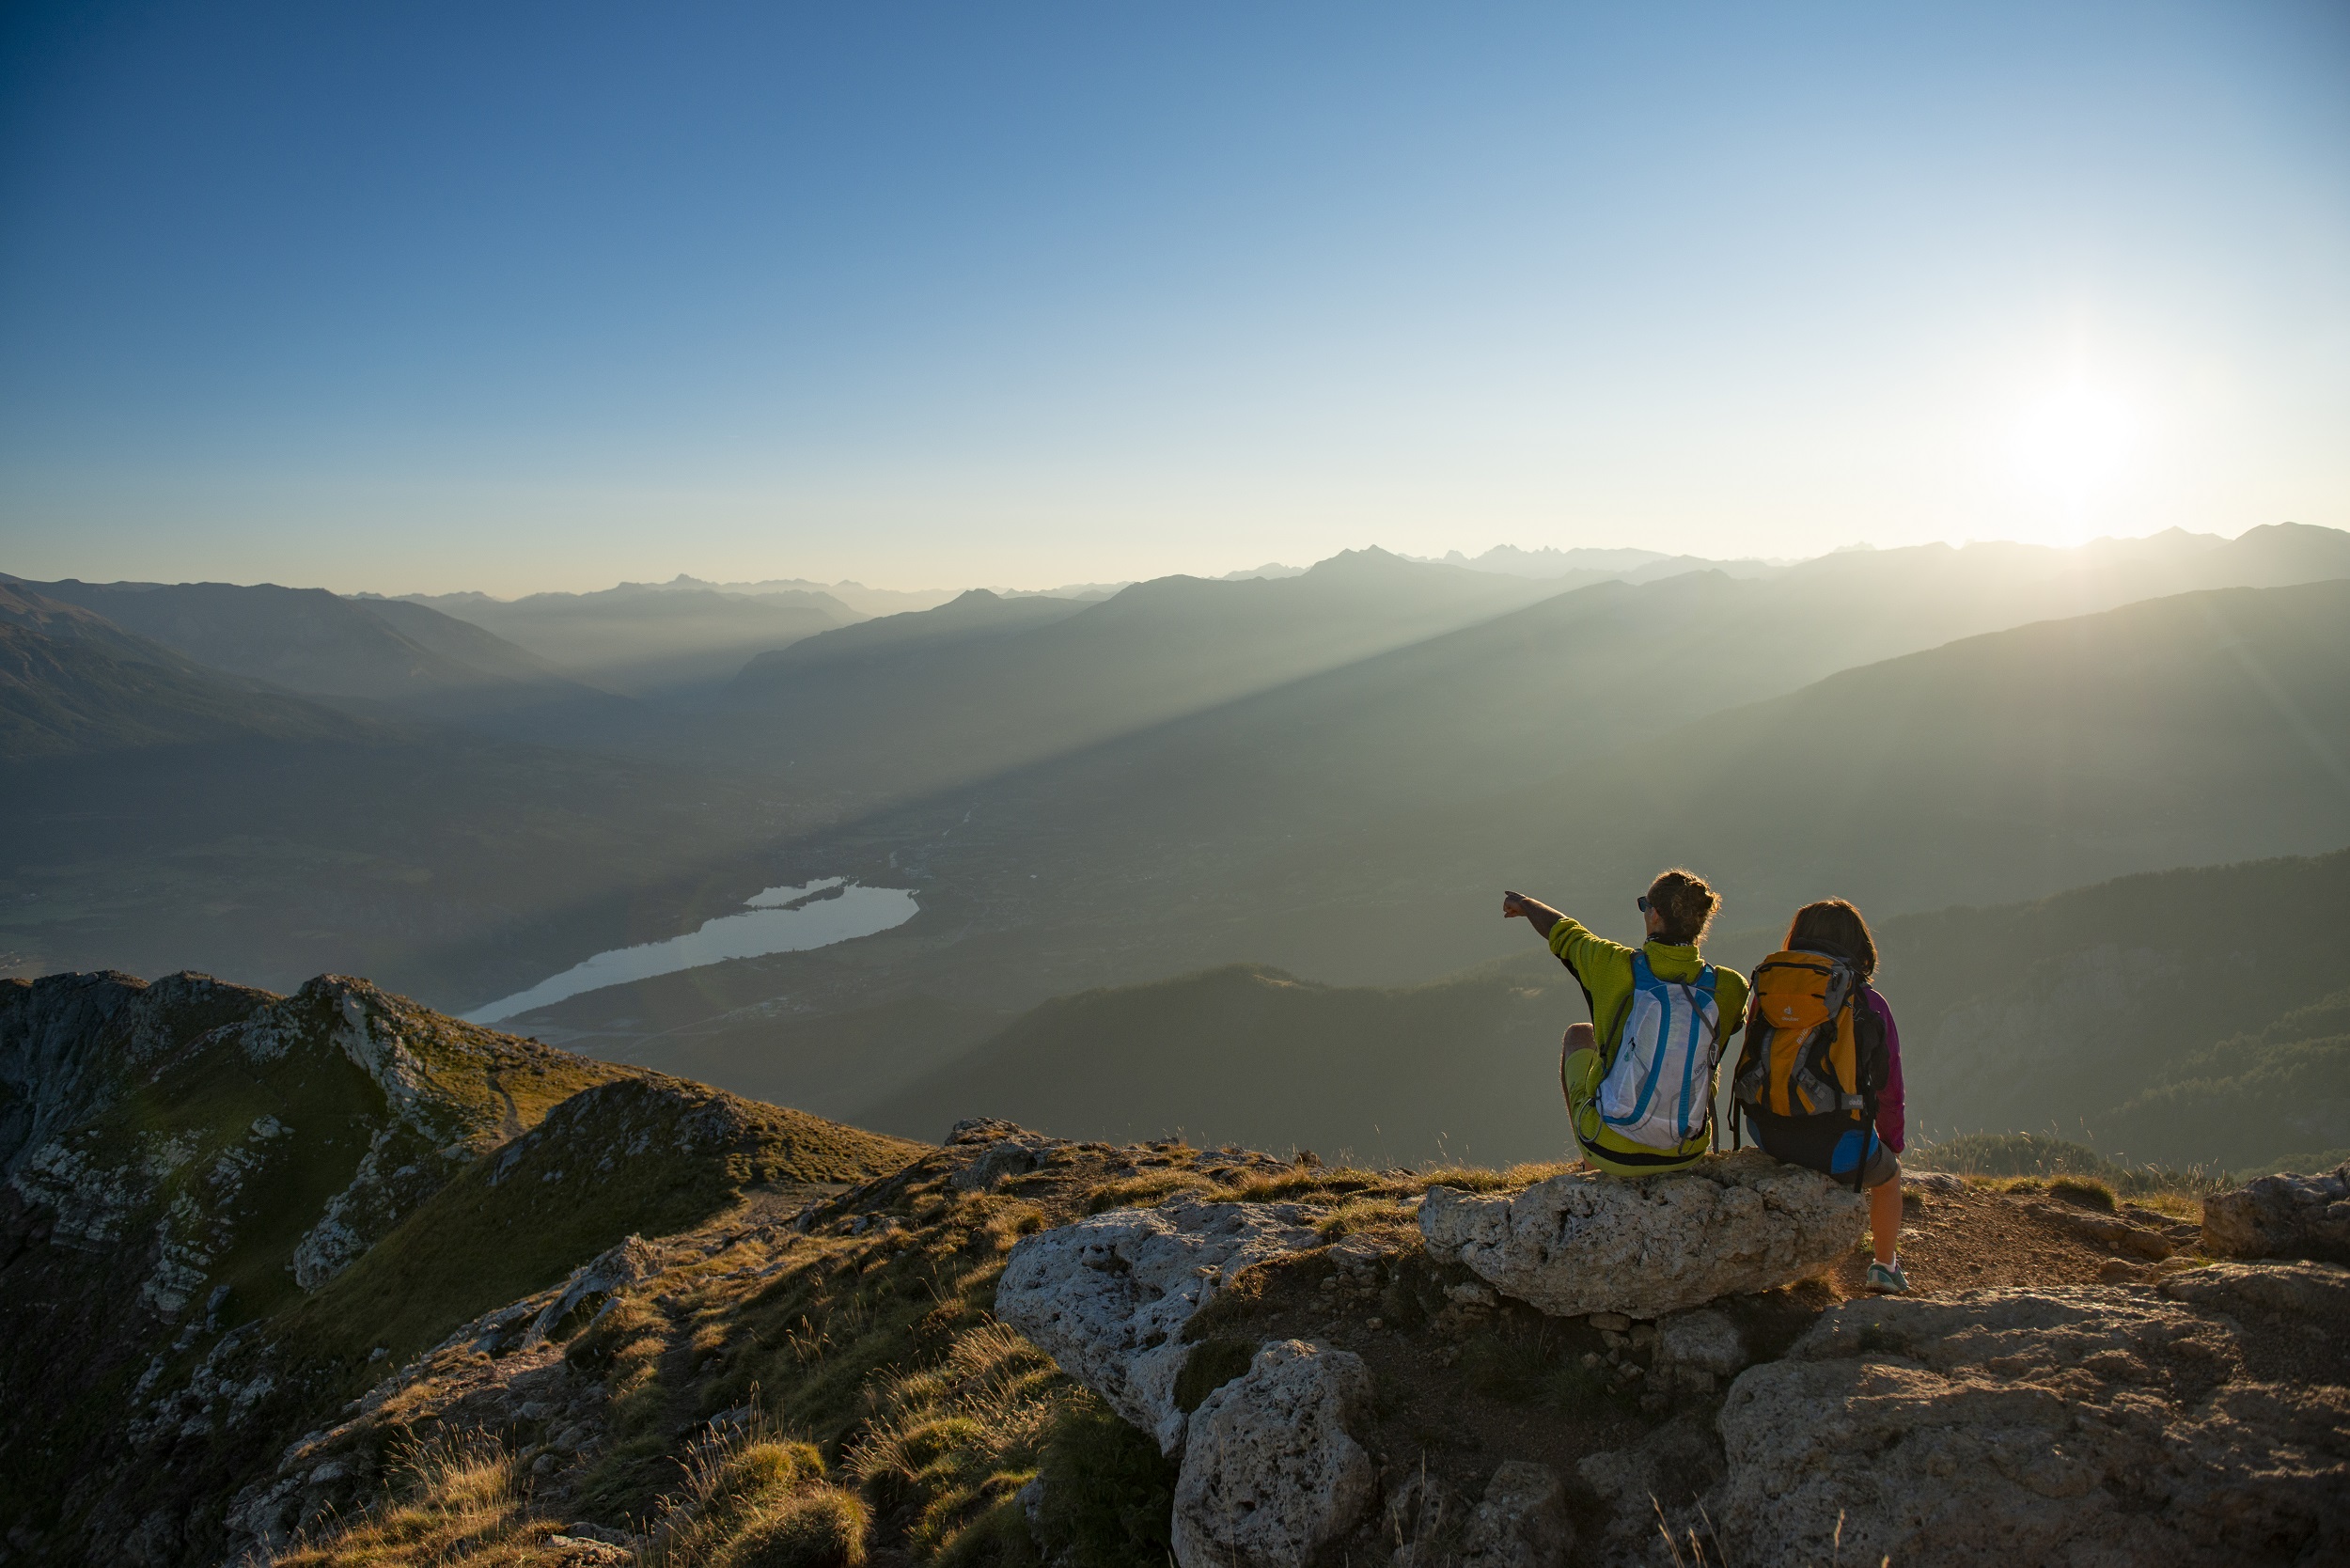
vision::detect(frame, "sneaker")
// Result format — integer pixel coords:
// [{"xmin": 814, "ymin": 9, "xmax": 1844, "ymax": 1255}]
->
[{"xmin": 1865, "ymin": 1258, "xmax": 1910, "ymax": 1294}]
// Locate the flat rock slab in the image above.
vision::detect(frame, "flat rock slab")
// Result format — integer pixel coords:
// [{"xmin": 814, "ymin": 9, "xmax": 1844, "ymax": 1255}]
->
[
  {"xmin": 1418, "ymin": 1150, "xmax": 1863, "ymax": 1319},
  {"xmin": 996, "ymin": 1198, "xmax": 1321, "ymax": 1454},
  {"xmin": 1713, "ymin": 1285, "xmax": 2350, "ymax": 1568}
]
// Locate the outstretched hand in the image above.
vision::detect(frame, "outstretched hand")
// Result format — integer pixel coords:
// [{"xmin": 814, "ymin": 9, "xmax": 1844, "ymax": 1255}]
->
[{"xmin": 1501, "ymin": 889, "xmax": 1534, "ymax": 919}]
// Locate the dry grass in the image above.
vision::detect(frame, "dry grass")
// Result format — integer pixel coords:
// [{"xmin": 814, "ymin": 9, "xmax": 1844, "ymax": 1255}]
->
[
  {"xmin": 1082, "ymin": 1172, "xmax": 1213, "ymax": 1213},
  {"xmin": 264, "ymin": 1436, "xmax": 538, "ymax": 1567}
]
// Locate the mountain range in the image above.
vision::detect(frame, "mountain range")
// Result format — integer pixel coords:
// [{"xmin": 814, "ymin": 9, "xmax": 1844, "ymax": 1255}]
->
[{"xmin": 6, "ymin": 525, "xmax": 2350, "ymax": 1187}]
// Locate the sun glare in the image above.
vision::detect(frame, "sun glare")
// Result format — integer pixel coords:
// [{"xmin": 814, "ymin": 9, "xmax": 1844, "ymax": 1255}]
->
[{"xmin": 2004, "ymin": 381, "xmax": 2142, "ymax": 542}]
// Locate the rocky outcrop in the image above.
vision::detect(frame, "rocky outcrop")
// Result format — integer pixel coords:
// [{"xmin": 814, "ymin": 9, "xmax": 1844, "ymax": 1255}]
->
[
  {"xmin": 1653, "ymin": 1307, "xmax": 1747, "ymax": 1392},
  {"xmin": 1169, "ymin": 1340, "xmax": 1375, "ymax": 1568},
  {"xmin": 2159, "ymin": 1258, "xmax": 2350, "ymax": 1318},
  {"xmin": 525, "ymin": 1234, "xmax": 665, "ymax": 1344},
  {"xmin": 1418, "ymin": 1151, "xmax": 1864, "ymax": 1319},
  {"xmin": 1454, "ymin": 1461, "xmax": 1573, "ymax": 1568},
  {"xmin": 1576, "ymin": 1414, "xmax": 1725, "ymax": 1560},
  {"xmin": 1709, "ymin": 1283, "xmax": 2350, "ymax": 1567},
  {"xmin": 996, "ymin": 1198, "xmax": 1322, "ymax": 1454},
  {"xmin": 2203, "ymin": 1167, "xmax": 2350, "ymax": 1264},
  {"xmin": 0, "ymin": 969, "xmax": 271, "ymax": 1174}
]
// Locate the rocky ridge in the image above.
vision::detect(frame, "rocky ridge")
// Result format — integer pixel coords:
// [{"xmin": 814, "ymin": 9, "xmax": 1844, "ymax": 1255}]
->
[
  {"xmin": 0, "ymin": 969, "xmax": 916, "ymax": 1568},
  {"xmin": 6, "ymin": 973, "xmax": 2349, "ymax": 1568}
]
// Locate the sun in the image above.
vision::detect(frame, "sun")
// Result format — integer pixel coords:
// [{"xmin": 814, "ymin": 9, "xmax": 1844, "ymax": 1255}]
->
[{"xmin": 2004, "ymin": 381, "xmax": 2141, "ymax": 542}]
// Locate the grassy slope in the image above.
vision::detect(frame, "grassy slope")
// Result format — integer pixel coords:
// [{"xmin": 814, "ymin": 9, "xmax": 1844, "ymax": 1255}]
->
[{"xmin": 281, "ymin": 1072, "xmax": 926, "ymax": 1370}]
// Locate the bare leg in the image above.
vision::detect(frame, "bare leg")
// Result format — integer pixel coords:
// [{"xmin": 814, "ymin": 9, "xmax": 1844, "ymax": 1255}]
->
[
  {"xmin": 1869, "ymin": 1174, "xmax": 1902, "ymax": 1265},
  {"xmin": 1565, "ymin": 1022, "xmax": 1594, "ymax": 1052}
]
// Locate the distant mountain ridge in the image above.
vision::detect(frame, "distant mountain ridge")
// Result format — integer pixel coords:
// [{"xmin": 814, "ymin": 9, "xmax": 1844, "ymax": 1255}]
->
[
  {"xmin": 404, "ymin": 580, "xmax": 861, "ymax": 696},
  {"xmin": 6, "ymin": 574, "xmax": 634, "ymax": 740},
  {"xmin": 708, "ymin": 546, "xmax": 1572, "ymax": 801}
]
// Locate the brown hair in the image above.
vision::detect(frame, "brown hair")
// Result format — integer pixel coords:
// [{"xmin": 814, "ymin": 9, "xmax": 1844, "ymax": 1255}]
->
[
  {"xmin": 1784, "ymin": 898, "xmax": 1878, "ymax": 980},
  {"xmin": 1647, "ymin": 868, "xmax": 1719, "ymax": 946}
]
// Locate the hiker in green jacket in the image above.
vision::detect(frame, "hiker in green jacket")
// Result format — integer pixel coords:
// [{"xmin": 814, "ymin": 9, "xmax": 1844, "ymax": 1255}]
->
[{"xmin": 1502, "ymin": 870, "xmax": 1747, "ymax": 1176}]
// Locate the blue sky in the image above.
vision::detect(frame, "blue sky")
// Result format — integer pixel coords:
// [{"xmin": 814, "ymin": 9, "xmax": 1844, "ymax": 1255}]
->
[{"xmin": 3, "ymin": 0, "xmax": 2346, "ymax": 593}]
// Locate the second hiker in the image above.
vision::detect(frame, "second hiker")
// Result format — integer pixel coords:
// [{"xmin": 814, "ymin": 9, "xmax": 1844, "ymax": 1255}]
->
[
  {"xmin": 1502, "ymin": 870, "xmax": 1747, "ymax": 1177},
  {"xmin": 1730, "ymin": 897, "xmax": 1910, "ymax": 1293}
]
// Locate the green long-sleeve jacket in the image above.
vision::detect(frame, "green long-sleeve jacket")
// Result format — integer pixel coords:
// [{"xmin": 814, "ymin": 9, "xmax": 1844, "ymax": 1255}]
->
[{"xmin": 1548, "ymin": 917, "xmax": 1748, "ymax": 1175}]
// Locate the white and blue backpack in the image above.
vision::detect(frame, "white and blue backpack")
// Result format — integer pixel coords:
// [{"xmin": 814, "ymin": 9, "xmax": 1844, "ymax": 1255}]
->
[{"xmin": 1595, "ymin": 953, "xmax": 1724, "ymax": 1150}]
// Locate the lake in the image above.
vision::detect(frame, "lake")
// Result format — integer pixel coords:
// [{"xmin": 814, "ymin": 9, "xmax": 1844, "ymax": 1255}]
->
[{"xmin": 465, "ymin": 878, "xmax": 920, "ymax": 1025}]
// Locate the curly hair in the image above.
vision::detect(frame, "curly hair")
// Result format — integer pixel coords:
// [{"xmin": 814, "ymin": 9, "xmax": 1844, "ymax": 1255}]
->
[
  {"xmin": 1646, "ymin": 868, "xmax": 1719, "ymax": 946},
  {"xmin": 1784, "ymin": 898, "xmax": 1878, "ymax": 980}
]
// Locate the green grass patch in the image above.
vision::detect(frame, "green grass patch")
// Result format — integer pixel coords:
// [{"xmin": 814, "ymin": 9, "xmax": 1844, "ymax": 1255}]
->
[{"xmin": 1028, "ymin": 1393, "xmax": 1176, "ymax": 1568}]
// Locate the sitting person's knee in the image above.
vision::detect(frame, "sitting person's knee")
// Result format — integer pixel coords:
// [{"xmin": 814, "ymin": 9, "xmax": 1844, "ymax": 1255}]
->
[{"xmin": 1565, "ymin": 1022, "xmax": 1594, "ymax": 1049}]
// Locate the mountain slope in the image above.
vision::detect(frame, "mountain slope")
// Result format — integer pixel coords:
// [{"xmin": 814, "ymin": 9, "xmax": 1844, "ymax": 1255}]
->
[
  {"xmin": 0, "ymin": 586, "xmax": 376, "ymax": 760},
  {"xmin": 10, "ymin": 576, "xmax": 636, "ymax": 739},
  {"xmin": 0, "ymin": 969, "xmax": 920, "ymax": 1565},
  {"xmin": 1860, "ymin": 848, "xmax": 2350, "ymax": 1171},
  {"xmin": 511, "ymin": 538, "xmax": 2350, "ymax": 1102},
  {"xmin": 1183, "ymin": 575, "xmax": 2350, "ymax": 992}
]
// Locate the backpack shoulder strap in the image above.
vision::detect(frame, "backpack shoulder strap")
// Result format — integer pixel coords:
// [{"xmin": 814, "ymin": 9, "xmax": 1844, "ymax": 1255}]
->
[{"xmin": 1602, "ymin": 949, "xmax": 1651, "ymax": 1067}]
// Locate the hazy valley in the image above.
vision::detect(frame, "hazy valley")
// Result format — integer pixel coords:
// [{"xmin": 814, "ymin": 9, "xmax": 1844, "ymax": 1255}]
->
[{"xmin": 8, "ymin": 527, "xmax": 2350, "ymax": 1566}]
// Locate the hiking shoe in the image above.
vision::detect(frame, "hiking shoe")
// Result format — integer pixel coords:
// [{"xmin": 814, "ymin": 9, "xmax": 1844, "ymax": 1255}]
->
[{"xmin": 1865, "ymin": 1259, "xmax": 1910, "ymax": 1294}]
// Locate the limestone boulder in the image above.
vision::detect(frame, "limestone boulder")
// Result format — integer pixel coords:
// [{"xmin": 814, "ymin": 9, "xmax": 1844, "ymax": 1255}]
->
[
  {"xmin": 1710, "ymin": 1287, "xmax": 2350, "ymax": 1567},
  {"xmin": 1170, "ymin": 1341, "xmax": 1375, "ymax": 1568},
  {"xmin": 995, "ymin": 1199, "xmax": 1321, "ymax": 1454},
  {"xmin": 1653, "ymin": 1307, "xmax": 1747, "ymax": 1391},
  {"xmin": 2202, "ymin": 1167, "xmax": 2350, "ymax": 1264},
  {"xmin": 1418, "ymin": 1151, "xmax": 1862, "ymax": 1319},
  {"xmin": 1458, "ymin": 1460, "xmax": 1573, "ymax": 1568}
]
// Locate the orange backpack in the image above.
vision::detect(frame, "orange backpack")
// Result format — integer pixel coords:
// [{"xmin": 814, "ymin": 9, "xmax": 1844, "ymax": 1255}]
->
[{"xmin": 1730, "ymin": 950, "xmax": 1888, "ymax": 1180}]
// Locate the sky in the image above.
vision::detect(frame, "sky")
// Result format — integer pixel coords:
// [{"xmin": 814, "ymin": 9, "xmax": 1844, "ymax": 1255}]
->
[{"xmin": 2, "ymin": 0, "xmax": 2346, "ymax": 595}]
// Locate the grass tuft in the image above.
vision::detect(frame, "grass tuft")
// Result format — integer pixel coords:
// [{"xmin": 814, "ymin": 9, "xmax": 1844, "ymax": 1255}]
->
[{"xmin": 261, "ymin": 1435, "xmax": 531, "ymax": 1567}]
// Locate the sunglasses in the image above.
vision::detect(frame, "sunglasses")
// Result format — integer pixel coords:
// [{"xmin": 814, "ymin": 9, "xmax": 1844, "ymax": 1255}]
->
[{"xmin": 1637, "ymin": 896, "xmax": 1651, "ymax": 913}]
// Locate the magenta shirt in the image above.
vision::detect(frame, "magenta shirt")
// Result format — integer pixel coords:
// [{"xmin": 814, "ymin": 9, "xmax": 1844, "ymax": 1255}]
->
[{"xmin": 1862, "ymin": 987, "xmax": 1906, "ymax": 1152}]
